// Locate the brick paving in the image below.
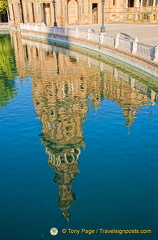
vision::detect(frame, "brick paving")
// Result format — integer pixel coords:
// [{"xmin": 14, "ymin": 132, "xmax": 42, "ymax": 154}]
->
[{"xmin": 67, "ymin": 24, "xmax": 158, "ymax": 46}]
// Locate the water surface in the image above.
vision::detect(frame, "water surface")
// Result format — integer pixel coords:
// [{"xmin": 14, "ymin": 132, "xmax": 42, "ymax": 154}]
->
[{"xmin": 0, "ymin": 33, "xmax": 158, "ymax": 240}]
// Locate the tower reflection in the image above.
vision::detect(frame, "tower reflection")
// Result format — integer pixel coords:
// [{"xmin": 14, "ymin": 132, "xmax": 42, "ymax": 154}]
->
[{"xmin": 30, "ymin": 43, "xmax": 88, "ymax": 221}]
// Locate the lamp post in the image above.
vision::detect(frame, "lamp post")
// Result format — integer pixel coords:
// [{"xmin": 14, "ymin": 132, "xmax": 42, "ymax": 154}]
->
[
  {"xmin": 52, "ymin": 0, "xmax": 57, "ymax": 27},
  {"xmin": 100, "ymin": 0, "xmax": 105, "ymax": 33}
]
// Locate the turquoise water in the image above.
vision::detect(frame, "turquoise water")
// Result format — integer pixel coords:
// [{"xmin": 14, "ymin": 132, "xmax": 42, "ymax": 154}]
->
[{"xmin": 0, "ymin": 34, "xmax": 158, "ymax": 240}]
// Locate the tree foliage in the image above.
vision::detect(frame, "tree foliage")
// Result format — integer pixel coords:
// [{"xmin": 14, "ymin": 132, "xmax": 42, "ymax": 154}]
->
[
  {"xmin": 0, "ymin": 0, "xmax": 8, "ymax": 14},
  {"xmin": 0, "ymin": 34, "xmax": 17, "ymax": 108}
]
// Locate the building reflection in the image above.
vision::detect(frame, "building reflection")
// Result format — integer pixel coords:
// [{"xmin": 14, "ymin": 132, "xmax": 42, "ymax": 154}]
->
[
  {"xmin": 31, "ymin": 43, "xmax": 88, "ymax": 222},
  {"xmin": 11, "ymin": 33, "xmax": 158, "ymax": 220}
]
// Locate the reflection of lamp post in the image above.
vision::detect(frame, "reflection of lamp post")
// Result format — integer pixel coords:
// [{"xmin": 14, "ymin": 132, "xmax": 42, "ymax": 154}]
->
[
  {"xmin": 100, "ymin": 0, "xmax": 105, "ymax": 33},
  {"xmin": 52, "ymin": 0, "xmax": 57, "ymax": 27},
  {"xmin": 55, "ymin": 49, "xmax": 60, "ymax": 74}
]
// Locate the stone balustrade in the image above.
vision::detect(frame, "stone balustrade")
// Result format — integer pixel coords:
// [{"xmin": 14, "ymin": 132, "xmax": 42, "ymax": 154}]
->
[{"xmin": 19, "ymin": 23, "xmax": 158, "ymax": 62}]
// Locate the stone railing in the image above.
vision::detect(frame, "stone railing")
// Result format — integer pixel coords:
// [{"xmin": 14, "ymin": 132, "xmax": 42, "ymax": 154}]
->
[{"xmin": 19, "ymin": 23, "xmax": 158, "ymax": 62}]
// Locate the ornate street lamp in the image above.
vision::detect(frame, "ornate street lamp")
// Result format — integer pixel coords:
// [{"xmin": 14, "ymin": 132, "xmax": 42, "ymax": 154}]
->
[
  {"xmin": 52, "ymin": 0, "xmax": 57, "ymax": 27},
  {"xmin": 100, "ymin": 0, "xmax": 105, "ymax": 33}
]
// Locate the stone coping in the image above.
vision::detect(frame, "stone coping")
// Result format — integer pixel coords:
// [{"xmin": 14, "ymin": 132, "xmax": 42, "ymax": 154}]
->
[{"xmin": 18, "ymin": 28, "xmax": 158, "ymax": 79}]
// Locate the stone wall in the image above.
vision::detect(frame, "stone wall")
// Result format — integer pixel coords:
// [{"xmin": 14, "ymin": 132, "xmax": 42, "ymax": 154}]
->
[{"xmin": 8, "ymin": 0, "xmax": 158, "ymax": 28}]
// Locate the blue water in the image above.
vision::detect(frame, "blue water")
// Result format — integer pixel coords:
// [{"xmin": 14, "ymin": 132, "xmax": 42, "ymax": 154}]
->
[{"xmin": 0, "ymin": 34, "xmax": 158, "ymax": 240}]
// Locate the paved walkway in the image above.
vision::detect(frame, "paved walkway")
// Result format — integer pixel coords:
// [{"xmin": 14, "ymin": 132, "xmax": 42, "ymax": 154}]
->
[{"xmin": 67, "ymin": 24, "xmax": 158, "ymax": 46}]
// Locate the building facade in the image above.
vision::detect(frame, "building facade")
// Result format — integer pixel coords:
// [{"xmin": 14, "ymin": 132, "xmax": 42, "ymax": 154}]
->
[{"xmin": 7, "ymin": 0, "xmax": 158, "ymax": 27}]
